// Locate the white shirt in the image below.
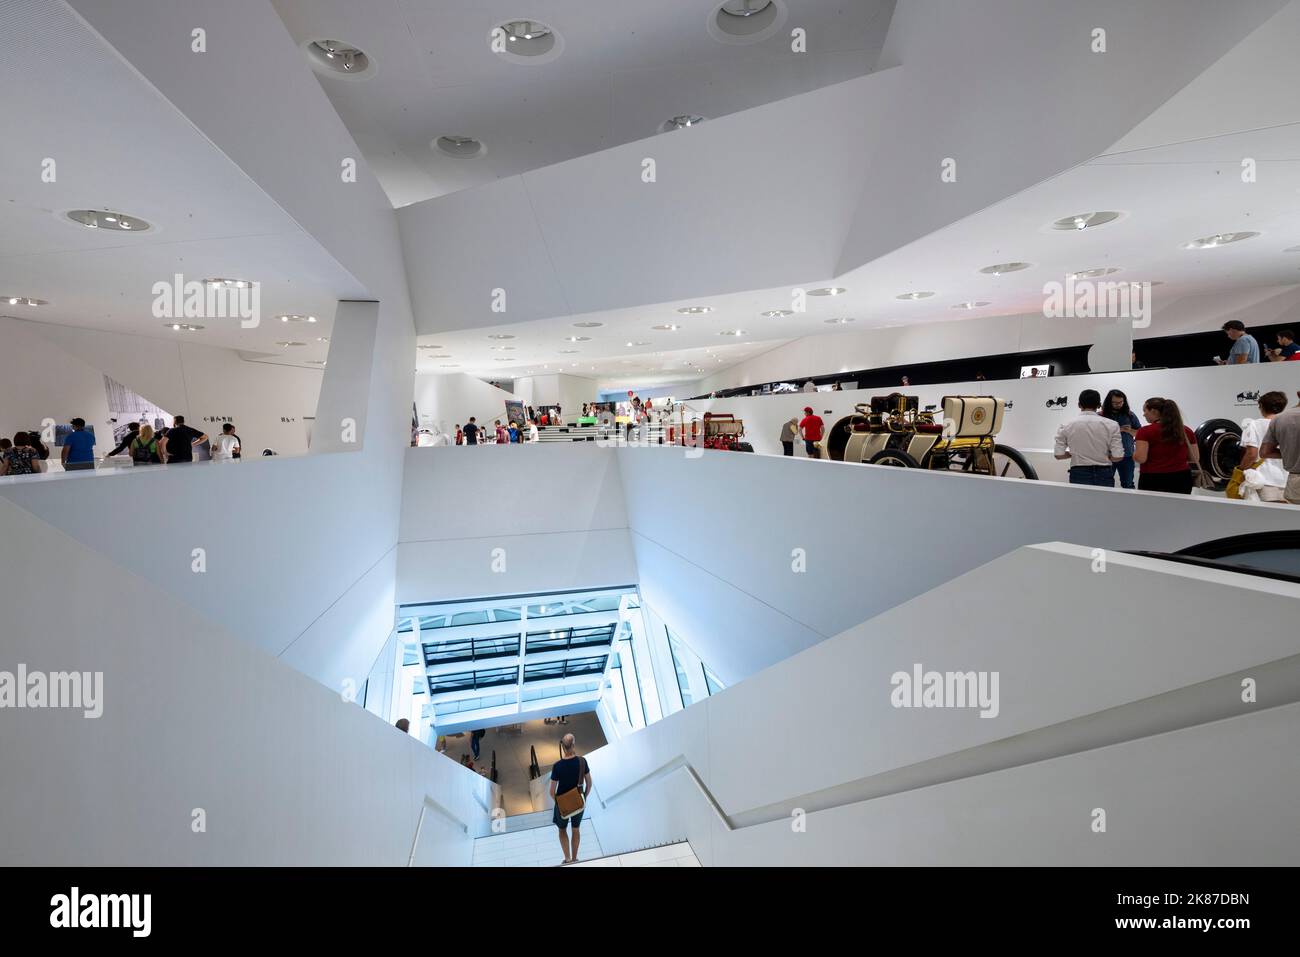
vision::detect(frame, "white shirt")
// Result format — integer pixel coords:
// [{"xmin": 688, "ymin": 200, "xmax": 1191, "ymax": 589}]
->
[
  {"xmin": 1241, "ymin": 417, "xmax": 1288, "ymax": 488},
  {"xmin": 1055, "ymin": 411, "xmax": 1123, "ymax": 467},
  {"xmin": 214, "ymin": 434, "xmax": 241, "ymax": 459},
  {"xmin": 528, "ymin": 424, "xmax": 539, "ymax": 442}
]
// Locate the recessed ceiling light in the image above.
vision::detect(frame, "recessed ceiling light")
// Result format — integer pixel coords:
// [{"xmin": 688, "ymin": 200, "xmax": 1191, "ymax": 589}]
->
[
  {"xmin": 979, "ymin": 262, "xmax": 1032, "ymax": 275},
  {"xmin": 676, "ymin": 306, "xmax": 714, "ymax": 315},
  {"xmin": 719, "ymin": 329, "xmax": 746, "ymax": 336},
  {"xmin": 305, "ymin": 40, "xmax": 373, "ymax": 77},
  {"xmin": 824, "ymin": 317, "xmax": 856, "ymax": 324},
  {"xmin": 489, "ymin": 345, "xmax": 516, "ymax": 351},
  {"xmin": 493, "ymin": 358, "xmax": 514, "ymax": 362},
  {"xmin": 559, "ymin": 350, "xmax": 580, "ymax": 354},
  {"xmin": 67, "ymin": 209, "xmax": 151, "ymax": 232},
  {"xmin": 564, "ymin": 336, "xmax": 591, "ymax": 342},
  {"xmin": 487, "ymin": 334, "xmax": 516, "ymax": 340},
  {"xmin": 895, "ymin": 291, "xmax": 934, "ymax": 300},
  {"xmin": 762, "ymin": 309, "xmax": 793, "ymax": 318},
  {"xmin": 951, "ymin": 301, "xmax": 992, "ymax": 310},
  {"xmin": 572, "ymin": 321, "xmax": 604, "ymax": 328},
  {"xmin": 164, "ymin": 322, "xmax": 204, "ymax": 332},
  {"xmin": 309, "ymin": 360, "xmax": 327, "ymax": 365},
  {"xmin": 3, "ymin": 296, "xmax": 47, "ymax": 306},
  {"xmin": 1067, "ymin": 267, "xmax": 1122, "ymax": 280},
  {"xmin": 417, "ymin": 344, "xmax": 444, "ymax": 350},
  {"xmin": 276, "ymin": 341, "xmax": 307, "ymax": 347},
  {"xmin": 808, "ymin": 287, "xmax": 847, "ymax": 296},
  {"xmin": 276, "ymin": 314, "xmax": 318, "ymax": 323},
  {"xmin": 711, "ymin": 0, "xmax": 784, "ymax": 43},
  {"xmin": 1051, "ymin": 211, "xmax": 1122, "ymax": 231},
  {"xmin": 494, "ymin": 19, "xmax": 558, "ymax": 58},
  {"xmin": 433, "ymin": 135, "xmax": 485, "ymax": 159},
  {"xmin": 626, "ymin": 341, "xmax": 650, "ymax": 347},
  {"xmin": 652, "ymin": 324, "xmax": 681, "ymax": 331},
  {"xmin": 317, "ymin": 337, "xmax": 330, "ymax": 342},
  {"xmin": 202, "ymin": 278, "xmax": 254, "ymax": 288},
  {"xmin": 661, "ymin": 114, "xmax": 706, "ymax": 132},
  {"xmin": 1181, "ymin": 232, "xmax": 1259, "ymax": 249}
]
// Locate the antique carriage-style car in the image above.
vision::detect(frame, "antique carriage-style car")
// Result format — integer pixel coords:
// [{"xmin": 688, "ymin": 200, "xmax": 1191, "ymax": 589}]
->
[{"xmin": 821, "ymin": 393, "xmax": 1038, "ymax": 480}]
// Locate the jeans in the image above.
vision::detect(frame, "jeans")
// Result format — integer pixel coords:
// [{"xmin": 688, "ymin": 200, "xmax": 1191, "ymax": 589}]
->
[
  {"xmin": 781, "ymin": 441, "xmax": 794, "ymax": 456},
  {"xmin": 1113, "ymin": 457, "xmax": 1135, "ymax": 489},
  {"xmin": 1069, "ymin": 464, "xmax": 1114, "ymax": 487},
  {"xmin": 804, "ymin": 440, "xmax": 819, "ymax": 458}
]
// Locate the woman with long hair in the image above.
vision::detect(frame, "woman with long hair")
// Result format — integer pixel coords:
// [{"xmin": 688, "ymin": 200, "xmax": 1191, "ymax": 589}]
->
[
  {"xmin": 130, "ymin": 424, "xmax": 162, "ymax": 465},
  {"xmin": 1134, "ymin": 397, "xmax": 1200, "ymax": 494},
  {"xmin": 1101, "ymin": 389, "xmax": 1141, "ymax": 489}
]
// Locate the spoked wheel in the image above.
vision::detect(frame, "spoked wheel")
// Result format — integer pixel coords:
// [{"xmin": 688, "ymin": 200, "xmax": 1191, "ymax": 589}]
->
[
  {"xmin": 955, "ymin": 444, "xmax": 1038, "ymax": 479},
  {"xmin": 867, "ymin": 448, "xmax": 920, "ymax": 469},
  {"xmin": 1195, "ymin": 418, "xmax": 1242, "ymax": 491}
]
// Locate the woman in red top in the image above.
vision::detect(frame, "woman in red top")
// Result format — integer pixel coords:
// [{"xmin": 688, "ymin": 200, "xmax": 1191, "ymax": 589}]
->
[{"xmin": 1134, "ymin": 397, "xmax": 1200, "ymax": 495}]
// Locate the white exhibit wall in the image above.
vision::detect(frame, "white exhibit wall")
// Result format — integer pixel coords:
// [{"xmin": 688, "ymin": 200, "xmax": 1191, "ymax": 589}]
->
[
  {"xmin": 17, "ymin": 318, "xmax": 323, "ymax": 456},
  {"xmin": 616, "ymin": 436, "xmax": 1300, "ymax": 686},
  {"xmin": 0, "ymin": 317, "xmax": 114, "ymax": 446},
  {"xmin": 397, "ymin": 444, "xmax": 636, "ymax": 604},
  {"xmin": 0, "ymin": 494, "xmax": 491, "ymax": 866},
  {"xmin": 689, "ymin": 360, "xmax": 1300, "ymax": 482},
  {"xmin": 414, "ymin": 372, "xmax": 518, "ymax": 433},
  {"xmin": 588, "ymin": 545, "xmax": 1300, "ymax": 865}
]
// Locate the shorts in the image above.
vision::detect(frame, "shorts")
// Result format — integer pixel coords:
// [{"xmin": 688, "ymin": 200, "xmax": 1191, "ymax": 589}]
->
[{"xmin": 552, "ymin": 803, "xmax": 583, "ymax": 829}]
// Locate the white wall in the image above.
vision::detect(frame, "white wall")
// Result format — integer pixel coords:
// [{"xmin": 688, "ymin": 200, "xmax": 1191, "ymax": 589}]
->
[
  {"xmin": 414, "ymin": 372, "xmax": 517, "ymax": 433},
  {"xmin": 397, "ymin": 444, "xmax": 636, "ymax": 604},
  {"xmin": 0, "ymin": 317, "xmax": 114, "ymax": 447},
  {"xmin": 617, "ymin": 435, "xmax": 1300, "ymax": 686},
  {"xmin": 588, "ymin": 544, "xmax": 1300, "ymax": 864},
  {"xmin": 16, "ymin": 318, "xmax": 322, "ymax": 456},
  {"xmin": 0, "ymin": 494, "xmax": 491, "ymax": 865}
]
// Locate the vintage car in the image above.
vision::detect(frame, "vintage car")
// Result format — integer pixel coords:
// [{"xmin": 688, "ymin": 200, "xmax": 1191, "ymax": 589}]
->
[
  {"xmin": 666, "ymin": 411, "xmax": 753, "ymax": 452},
  {"xmin": 821, "ymin": 393, "xmax": 1038, "ymax": 479}
]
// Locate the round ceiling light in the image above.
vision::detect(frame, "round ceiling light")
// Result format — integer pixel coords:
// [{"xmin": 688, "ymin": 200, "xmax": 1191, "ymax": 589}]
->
[
  {"xmin": 676, "ymin": 305, "xmax": 714, "ymax": 315},
  {"xmin": 564, "ymin": 336, "xmax": 591, "ymax": 342},
  {"xmin": 492, "ymin": 19, "xmax": 560, "ymax": 61},
  {"xmin": 486, "ymin": 334, "xmax": 516, "ymax": 340},
  {"xmin": 661, "ymin": 114, "xmax": 706, "ymax": 133},
  {"xmin": 572, "ymin": 321, "xmax": 604, "ymax": 328},
  {"xmin": 979, "ymin": 262, "xmax": 1032, "ymax": 275},
  {"xmin": 276, "ymin": 341, "xmax": 307, "ymax": 347},
  {"xmin": 3, "ymin": 296, "xmax": 47, "ymax": 306},
  {"xmin": 709, "ymin": 0, "xmax": 786, "ymax": 44},
  {"xmin": 304, "ymin": 40, "xmax": 374, "ymax": 78},
  {"xmin": 626, "ymin": 341, "xmax": 651, "ymax": 347},
  {"xmin": 309, "ymin": 360, "xmax": 327, "ymax": 366},
  {"xmin": 1182, "ymin": 232, "xmax": 1259, "ymax": 249},
  {"xmin": 951, "ymin": 301, "xmax": 992, "ymax": 310},
  {"xmin": 824, "ymin": 317, "xmax": 856, "ymax": 324},
  {"xmin": 719, "ymin": 329, "xmax": 746, "ymax": 336},
  {"xmin": 559, "ymin": 350, "xmax": 580, "ymax": 354},
  {"xmin": 276, "ymin": 314, "xmax": 318, "ymax": 323},
  {"xmin": 807, "ymin": 286, "xmax": 847, "ymax": 297},
  {"xmin": 762, "ymin": 309, "xmax": 793, "ymax": 318},
  {"xmin": 164, "ymin": 322, "xmax": 204, "ymax": 332},
  {"xmin": 489, "ymin": 345, "xmax": 516, "ymax": 351},
  {"xmin": 1051, "ymin": 211, "xmax": 1122, "ymax": 231},
  {"xmin": 67, "ymin": 209, "xmax": 151, "ymax": 232},
  {"xmin": 434, "ymin": 135, "xmax": 486, "ymax": 159},
  {"xmin": 203, "ymin": 277, "xmax": 254, "ymax": 288},
  {"xmin": 1067, "ymin": 267, "xmax": 1122, "ymax": 280},
  {"xmin": 652, "ymin": 324, "xmax": 681, "ymax": 331},
  {"xmin": 895, "ymin": 291, "xmax": 934, "ymax": 300},
  {"xmin": 317, "ymin": 337, "xmax": 330, "ymax": 343}
]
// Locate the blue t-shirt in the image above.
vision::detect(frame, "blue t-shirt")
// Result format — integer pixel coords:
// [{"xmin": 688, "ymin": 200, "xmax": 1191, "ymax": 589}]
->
[
  {"xmin": 63, "ymin": 429, "xmax": 96, "ymax": 464},
  {"xmin": 1229, "ymin": 334, "xmax": 1259, "ymax": 363}
]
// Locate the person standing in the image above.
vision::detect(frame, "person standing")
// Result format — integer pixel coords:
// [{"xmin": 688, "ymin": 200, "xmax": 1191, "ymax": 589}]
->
[
  {"xmin": 0, "ymin": 433, "xmax": 41, "ymax": 477},
  {"xmin": 1100, "ymin": 389, "xmax": 1141, "ymax": 488},
  {"xmin": 61, "ymin": 418, "xmax": 97, "ymax": 472},
  {"xmin": 130, "ymin": 424, "xmax": 162, "ymax": 465},
  {"xmin": 1215, "ymin": 320, "xmax": 1259, "ymax": 364},
  {"xmin": 549, "ymin": 733, "xmax": 592, "ymax": 865},
  {"xmin": 463, "ymin": 417, "xmax": 480, "ymax": 446},
  {"xmin": 454, "ymin": 424, "xmax": 463, "ymax": 445},
  {"xmin": 106, "ymin": 422, "xmax": 141, "ymax": 458},
  {"xmin": 494, "ymin": 420, "xmax": 507, "ymax": 444},
  {"xmin": 1260, "ymin": 393, "xmax": 1300, "ymax": 504},
  {"xmin": 799, "ymin": 406, "xmax": 824, "ymax": 458},
  {"xmin": 1267, "ymin": 329, "xmax": 1298, "ymax": 362},
  {"xmin": 1134, "ymin": 397, "xmax": 1199, "ymax": 494},
  {"xmin": 159, "ymin": 415, "xmax": 208, "ymax": 464},
  {"xmin": 1054, "ymin": 390, "xmax": 1124, "ymax": 486},
  {"xmin": 470, "ymin": 728, "xmax": 485, "ymax": 760},
  {"xmin": 1238, "ymin": 391, "xmax": 1289, "ymax": 502},
  {"xmin": 528, "ymin": 419, "xmax": 539, "ymax": 443},
  {"xmin": 214, "ymin": 423, "xmax": 242, "ymax": 461},
  {"xmin": 779, "ymin": 415, "xmax": 800, "ymax": 456}
]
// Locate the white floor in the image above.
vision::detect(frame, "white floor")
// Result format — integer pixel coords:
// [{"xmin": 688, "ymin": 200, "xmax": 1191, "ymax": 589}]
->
[{"xmin": 471, "ymin": 823, "xmax": 699, "ymax": 868}]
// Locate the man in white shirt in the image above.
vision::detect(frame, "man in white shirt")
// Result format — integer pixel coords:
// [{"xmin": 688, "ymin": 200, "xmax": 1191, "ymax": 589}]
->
[
  {"xmin": 1054, "ymin": 389, "xmax": 1124, "ymax": 487},
  {"xmin": 528, "ymin": 420, "xmax": 539, "ymax": 443},
  {"xmin": 213, "ymin": 423, "xmax": 242, "ymax": 461}
]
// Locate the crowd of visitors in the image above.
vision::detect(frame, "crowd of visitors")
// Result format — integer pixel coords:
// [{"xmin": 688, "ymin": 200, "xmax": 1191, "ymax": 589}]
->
[{"xmin": 0, "ymin": 415, "xmax": 242, "ymax": 478}]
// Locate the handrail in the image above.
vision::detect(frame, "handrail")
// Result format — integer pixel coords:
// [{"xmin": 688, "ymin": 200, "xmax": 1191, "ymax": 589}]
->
[
  {"xmin": 406, "ymin": 795, "xmax": 474, "ymax": 867},
  {"xmin": 595, "ymin": 755, "xmax": 733, "ymax": 832}
]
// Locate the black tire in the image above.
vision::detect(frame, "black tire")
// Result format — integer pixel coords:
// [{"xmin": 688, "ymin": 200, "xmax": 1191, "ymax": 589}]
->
[
  {"xmin": 735, "ymin": 442, "xmax": 754, "ymax": 453},
  {"xmin": 1195, "ymin": 418, "xmax": 1241, "ymax": 489},
  {"xmin": 867, "ymin": 448, "xmax": 920, "ymax": 469},
  {"xmin": 992, "ymin": 443, "xmax": 1038, "ymax": 480}
]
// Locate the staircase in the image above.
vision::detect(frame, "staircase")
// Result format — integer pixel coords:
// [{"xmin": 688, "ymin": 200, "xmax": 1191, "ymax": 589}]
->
[{"xmin": 471, "ymin": 816, "xmax": 697, "ymax": 867}]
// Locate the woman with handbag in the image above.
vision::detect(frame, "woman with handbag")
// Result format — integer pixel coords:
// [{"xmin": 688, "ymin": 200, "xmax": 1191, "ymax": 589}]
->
[
  {"xmin": 549, "ymin": 733, "xmax": 592, "ymax": 865},
  {"xmin": 1134, "ymin": 397, "xmax": 1199, "ymax": 494}
]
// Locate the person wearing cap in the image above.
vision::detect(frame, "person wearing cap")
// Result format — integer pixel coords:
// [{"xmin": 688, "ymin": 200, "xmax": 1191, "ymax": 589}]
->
[{"xmin": 799, "ymin": 406, "xmax": 824, "ymax": 459}]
